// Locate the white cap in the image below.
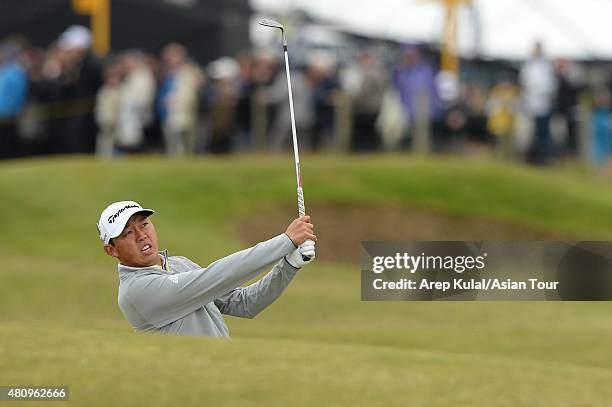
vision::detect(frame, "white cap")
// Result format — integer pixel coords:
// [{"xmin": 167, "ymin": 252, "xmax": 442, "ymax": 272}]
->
[
  {"xmin": 97, "ymin": 201, "xmax": 155, "ymax": 244},
  {"xmin": 58, "ymin": 25, "xmax": 92, "ymax": 50},
  {"xmin": 207, "ymin": 57, "xmax": 239, "ymax": 80}
]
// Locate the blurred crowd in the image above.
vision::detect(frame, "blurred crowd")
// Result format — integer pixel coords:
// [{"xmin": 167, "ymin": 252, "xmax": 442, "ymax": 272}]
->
[{"xmin": 1, "ymin": 25, "xmax": 611, "ymax": 167}]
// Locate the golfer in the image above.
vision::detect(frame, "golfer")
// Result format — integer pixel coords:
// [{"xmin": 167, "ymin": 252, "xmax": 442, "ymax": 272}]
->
[{"xmin": 97, "ymin": 200, "xmax": 316, "ymax": 337}]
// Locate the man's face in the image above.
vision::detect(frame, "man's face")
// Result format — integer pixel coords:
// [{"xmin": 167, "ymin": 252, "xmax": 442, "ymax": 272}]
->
[{"xmin": 104, "ymin": 213, "xmax": 161, "ymax": 267}]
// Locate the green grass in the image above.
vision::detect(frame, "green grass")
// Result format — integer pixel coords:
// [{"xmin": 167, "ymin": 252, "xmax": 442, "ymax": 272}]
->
[
  {"xmin": 1, "ymin": 155, "xmax": 612, "ymax": 406},
  {"xmin": 3, "ymin": 322, "xmax": 612, "ymax": 407}
]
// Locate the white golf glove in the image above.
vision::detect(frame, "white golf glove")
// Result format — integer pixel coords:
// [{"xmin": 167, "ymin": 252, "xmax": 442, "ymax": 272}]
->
[{"xmin": 285, "ymin": 239, "xmax": 316, "ymax": 269}]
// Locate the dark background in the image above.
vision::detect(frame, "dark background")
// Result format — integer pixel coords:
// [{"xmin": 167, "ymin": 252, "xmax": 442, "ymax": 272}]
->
[{"xmin": 0, "ymin": 0, "xmax": 252, "ymax": 64}]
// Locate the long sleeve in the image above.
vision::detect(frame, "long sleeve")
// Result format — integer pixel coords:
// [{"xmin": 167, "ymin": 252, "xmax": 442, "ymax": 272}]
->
[
  {"xmin": 213, "ymin": 258, "xmax": 299, "ymax": 318},
  {"xmin": 124, "ymin": 234, "xmax": 296, "ymax": 327}
]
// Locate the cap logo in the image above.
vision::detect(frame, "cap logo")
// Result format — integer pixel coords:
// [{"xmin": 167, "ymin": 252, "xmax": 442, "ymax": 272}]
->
[{"xmin": 107, "ymin": 204, "xmax": 139, "ymax": 224}]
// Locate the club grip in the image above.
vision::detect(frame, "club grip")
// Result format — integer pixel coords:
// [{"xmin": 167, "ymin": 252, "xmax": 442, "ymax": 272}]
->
[
  {"xmin": 297, "ymin": 187, "xmax": 311, "ymax": 261},
  {"xmin": 297, "ymin": 187, "xmax": 305, "ymax": 217}
]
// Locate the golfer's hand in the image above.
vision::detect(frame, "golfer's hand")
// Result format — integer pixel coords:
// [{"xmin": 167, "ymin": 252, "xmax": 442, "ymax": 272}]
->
[
  {"xmin": 285, "ymin": 240, "xmax": 316, "ymax": 269},
  {"xmin": 285, "ymin": 216, "xmax": 316, "ymax": 246}
]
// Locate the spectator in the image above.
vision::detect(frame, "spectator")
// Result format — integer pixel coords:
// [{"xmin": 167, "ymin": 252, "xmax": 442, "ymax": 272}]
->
[
  {"xmin": 202, "ymin": 57, "xmax": 240, "ymax": 154},
  {"xmin": 249, "ymin": 48, "xmax": 279, "ymax": 150},
  {"xmin": 94, "ymin": 59, "xmax": 122, "ymax": 159},
  {"xmin": 520, "ymin": 41, "xmax": 556, "ymax": 165},
  {"xmin": 307, "ymin": 50, "xmax": 339, "ymax": 151},
  {"xmin": 553, "ymin": 58, "xmax": 585, "ymax": 156},
  {"xmin": 590, "ymin": 88, "xmax": 611, "ymax": 167},
  {"xmin": 57, "ymin": 25, "xmax": 103, "ymax": 154},
  {"xmin": 342, "ymin": 49, "xmax": 388, "ymax": 152},
  {"xmin": 393, "ymin": 45, "xmax": 442, "ymax": 150},
  {"xmin": 156, "ymin": 43, "xmax": 203, "ymax": 156},
  {"xmin": 234, "ymin": 50, "xmax": 255, "ymax": 151},
  {"xmin": 267, "ymin": 53, "xmax": 313, "ymax": 151},
  {"xmin": 487, "ymin": 74, "xmax": 520, "ymax": 159},
  {"xmin": 0, "ymin": 39, "xmax": 28, "ymax": 159},
  {"xmin": 115, "ymin": 50, "xmax": 156, "ymax": 153}
]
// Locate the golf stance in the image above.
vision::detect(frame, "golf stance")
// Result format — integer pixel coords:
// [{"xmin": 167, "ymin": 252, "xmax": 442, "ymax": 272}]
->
[{"xmin": 97, "ymin": 200, "xmax": 316, "ymax": 337}]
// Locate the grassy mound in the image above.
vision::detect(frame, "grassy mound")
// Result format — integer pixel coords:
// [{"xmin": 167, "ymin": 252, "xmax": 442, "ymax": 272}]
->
[{"xmin": 1, "ymin": 155, "xmax": 612, "ymax": 406}]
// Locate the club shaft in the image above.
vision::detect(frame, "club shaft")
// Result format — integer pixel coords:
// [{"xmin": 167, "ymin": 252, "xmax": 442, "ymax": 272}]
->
[
  {"xmin": 284, "ymin": 49, "xmax": 301, "ymax": 189},
  {"xmin": 283, "ymin": 43, "xmax": 311, "ymax": 261}
]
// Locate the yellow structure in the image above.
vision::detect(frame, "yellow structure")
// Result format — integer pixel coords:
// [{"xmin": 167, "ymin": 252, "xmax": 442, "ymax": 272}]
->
[
  {"xmin": 431, "ymin": 0, "xmax": 472, "ymax": 74},
  {"xmin": 71, "ymin": 0, "xmax": 110, "ymax": 55}
]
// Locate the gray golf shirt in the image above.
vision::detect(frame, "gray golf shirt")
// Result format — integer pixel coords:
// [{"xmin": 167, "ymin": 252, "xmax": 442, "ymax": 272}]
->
[{"xmin": 117, "ymin": 233, "xmax": 298, "ymax": 337}]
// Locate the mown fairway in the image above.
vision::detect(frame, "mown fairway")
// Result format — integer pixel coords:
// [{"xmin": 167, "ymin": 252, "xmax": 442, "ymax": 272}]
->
[{"xmin": 1, "ymin": 155, "xmax": 612, "ymax": 406}]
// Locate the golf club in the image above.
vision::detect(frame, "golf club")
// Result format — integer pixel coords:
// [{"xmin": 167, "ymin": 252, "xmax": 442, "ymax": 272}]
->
[{"xmin": 259, "ymin": 18, "xmax": 312, "ymax": 261}]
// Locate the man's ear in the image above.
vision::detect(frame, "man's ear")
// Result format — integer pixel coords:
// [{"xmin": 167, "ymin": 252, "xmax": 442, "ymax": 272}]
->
[{"xmin": 104, "ymin": 243, "xmax": 118, "ymax": 258}]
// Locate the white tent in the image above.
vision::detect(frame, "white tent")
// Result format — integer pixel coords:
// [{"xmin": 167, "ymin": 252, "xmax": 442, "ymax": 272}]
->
[{"xmin": 250, "ymin": 0, "xmax": 612, "ymax": 60}]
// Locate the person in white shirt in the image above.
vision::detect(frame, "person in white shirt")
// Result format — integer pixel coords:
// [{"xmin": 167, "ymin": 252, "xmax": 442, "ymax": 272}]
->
[{"xmin": 520, "ymin": 42, "xmax": 557, "ymax": 165}]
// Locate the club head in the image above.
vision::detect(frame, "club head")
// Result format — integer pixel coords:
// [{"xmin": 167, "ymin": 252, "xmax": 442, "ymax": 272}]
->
[{"xmin": 258, "ymin": 18, "xmax": 284, "ymax": 31}]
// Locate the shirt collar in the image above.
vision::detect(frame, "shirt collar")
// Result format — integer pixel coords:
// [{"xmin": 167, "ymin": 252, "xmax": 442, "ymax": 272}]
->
[{"xmin": 118, "ymin": 250, "xmax": 169, "ymax": 272}]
